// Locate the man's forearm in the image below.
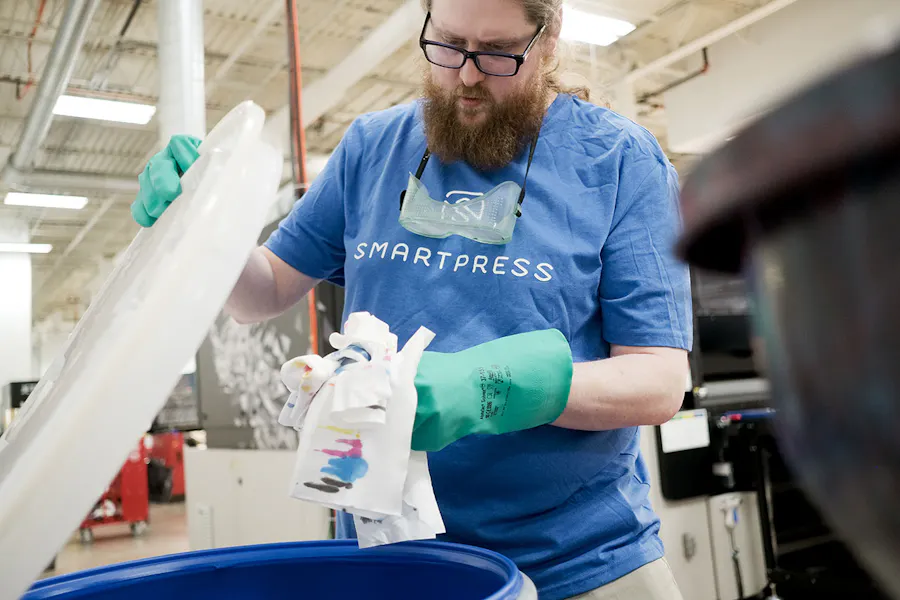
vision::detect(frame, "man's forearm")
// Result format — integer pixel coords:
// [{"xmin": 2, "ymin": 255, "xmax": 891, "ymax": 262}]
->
[
  {"xmin": 224, "ymin": 248, "xmax": 282, "ymax": 324},
  {"xmin": 553, "ymin": 351, "xmax": 687, "ymax": 431},
  {"xmin": 224, "ymin": 247, "xmax": 317, "ymax": 324}
]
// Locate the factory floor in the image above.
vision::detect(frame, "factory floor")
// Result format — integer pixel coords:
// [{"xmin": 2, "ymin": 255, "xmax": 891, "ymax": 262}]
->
[{"xmin": 47, "ymin": 502, "xmax": 189, "ymax": 577}]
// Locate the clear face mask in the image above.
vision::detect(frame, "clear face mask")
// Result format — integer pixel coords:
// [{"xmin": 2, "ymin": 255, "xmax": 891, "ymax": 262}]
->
[{"xmin": 398, "ymin": 134, "xmax": 539, "ymax": 245}]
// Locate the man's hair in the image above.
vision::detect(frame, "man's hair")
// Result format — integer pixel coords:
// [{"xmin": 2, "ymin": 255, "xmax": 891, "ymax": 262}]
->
[{"xmin": 420, "ymin": 0, "xmax": 591, "ymax": 101}]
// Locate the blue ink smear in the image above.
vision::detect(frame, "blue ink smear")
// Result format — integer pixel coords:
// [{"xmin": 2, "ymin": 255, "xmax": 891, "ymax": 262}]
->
[
  {"xmin": 330, "ymin": 344, "xmax": 373, "ymax": 375},
  {"xmin": 321, "ymin": 456, "xmax": 369, "ymax": 483}
]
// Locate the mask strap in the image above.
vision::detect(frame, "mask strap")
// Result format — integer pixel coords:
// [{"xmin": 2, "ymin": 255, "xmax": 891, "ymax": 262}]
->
[
  {"xmin": 515, "ymin": 133, "xmax": 540, "ymax": 218},
  {"xmin": 415, "ymin": 149, "xmax": 432, "ymax": 179},
  {"xmin": 399, "ymin": 148, "xmax": 432, "ymax": 209},
  {"xmin": 400, "ymin": 131, "xmax": 538, "ymax": 212}
]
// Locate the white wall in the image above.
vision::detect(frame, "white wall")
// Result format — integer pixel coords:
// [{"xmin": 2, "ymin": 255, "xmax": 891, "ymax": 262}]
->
[
  {"xmin": 640, "ymin": 424, "xmax": 768, "ymax": 600},
  {"xmin": 640, "ymin": 426, "xmax": 719, "ymax": 600},
  {"xmin": 664, "ymin": 0, "xmax": 900, "ymax": 154},
  {"xmin": 32, "ymin": 317, "xmax": 75, "ymax": 379},
  {"xmin": 0, "ymin": 221, "xmax": 33, "ymax": 386},
  {"xmin": 184, "ymin": 448, "xmax": 331, "ymax": 550}
]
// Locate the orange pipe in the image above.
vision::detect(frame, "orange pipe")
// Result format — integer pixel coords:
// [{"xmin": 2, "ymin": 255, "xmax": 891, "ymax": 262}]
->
[{"xmin": 285, "ymin": 0, "xmax": 318, "ymax": 353}]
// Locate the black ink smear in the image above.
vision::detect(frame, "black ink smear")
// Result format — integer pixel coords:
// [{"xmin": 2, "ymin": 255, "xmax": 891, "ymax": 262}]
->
[
  {"xmin": 305, "ymin": 482, "xmax": 340, "ymax": 493},
  {"xmin": 321, "ymin": 477, "xmax": 353, "ymax": 489}
]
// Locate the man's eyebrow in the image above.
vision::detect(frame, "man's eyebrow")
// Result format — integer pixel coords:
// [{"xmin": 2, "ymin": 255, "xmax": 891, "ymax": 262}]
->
[
  {"xmin": 482, "ymin": 36, "xmax": 524, "ymax": 47},
  {"xmin": 431, "ymin": 23, "xmax": 527, "ymax": 47},
  {"xmin": 431, "ymin": 23, "xmax": 464, "ymax": 40}
]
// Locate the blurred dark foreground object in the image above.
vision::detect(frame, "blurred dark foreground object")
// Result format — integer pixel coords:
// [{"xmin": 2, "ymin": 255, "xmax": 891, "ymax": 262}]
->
[{"xmin": 678, "ymin": 41, "xmax": 900, "ymax": 599}]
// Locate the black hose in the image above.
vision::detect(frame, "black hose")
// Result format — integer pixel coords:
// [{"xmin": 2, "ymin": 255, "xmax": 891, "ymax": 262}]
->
[
  {"xmin": 728, "ymin": 526, "xmax": 746, "ymax": 599},
  {"xmin": 118, "ymin": 0, "xmax": 143, "ymax": 38}
]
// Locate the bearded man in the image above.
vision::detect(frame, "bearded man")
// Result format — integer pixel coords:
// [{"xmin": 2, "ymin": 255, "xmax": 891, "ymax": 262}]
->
[{"xmin": 132, "ymin": 1, "xmax": 692, "ymax": 597}]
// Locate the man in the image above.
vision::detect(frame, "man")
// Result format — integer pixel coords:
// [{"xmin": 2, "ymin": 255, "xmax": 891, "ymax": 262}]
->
[{"xmin": 132, "ymin": 0, "xmax": 692, "ymax": 598}]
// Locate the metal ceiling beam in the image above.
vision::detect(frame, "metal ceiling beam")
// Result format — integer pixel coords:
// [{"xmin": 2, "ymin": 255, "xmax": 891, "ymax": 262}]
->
[
  {"xmin": 6, "ymin": 0, "xmax": 423, "ymax": 198},
  {"xmin": 620, "ymin": 0, "xmax": 801, "ymax": 84},
  {"xmin": 0, "ymin": 74, "xmax": 158, "ymax": 105},
  {"xmin": 262, "ymin": 0, "xmax": 424, "ymax": 155},
  {"xmin": 206, "ymin": 1, "xmax": 284, "ymax": 97},
  {"xmin": 567, "ymin": 0, "xmax": 660, "ymax": 24},
  {"xmin": 35, "ymin": 197, "xmax": 116, "ymax": 295},
  {"xmin": 252, "ymin": 0, "xmax": 355, "ymax": 92}
]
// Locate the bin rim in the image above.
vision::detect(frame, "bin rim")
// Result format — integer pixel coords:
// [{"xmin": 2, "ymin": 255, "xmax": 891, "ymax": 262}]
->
[{"xmin": 25, "ymin": 539, "xmax": 525, "ymax": 600}]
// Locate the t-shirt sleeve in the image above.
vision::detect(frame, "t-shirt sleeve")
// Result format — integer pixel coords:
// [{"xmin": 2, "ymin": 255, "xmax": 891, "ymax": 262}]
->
[
  {"xmin": 263, "ymin": 119, "xmax": 365, "ymax": 286},
  {"xmin": 599, "ymin": 153, "xmax": 693, "ymax": 350}
]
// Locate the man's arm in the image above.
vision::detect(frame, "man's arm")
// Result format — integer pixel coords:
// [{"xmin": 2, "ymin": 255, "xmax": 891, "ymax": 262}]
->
[
  {"xmin": 225, "ymin": 117, "xmax": 365, "ymax": 324},
  {"xmin": 224, "ymin": 246, "xmax": 320, "ymax": 325},
  {"xmin": 553, "ymin": 345, "xmax": 688, "ymax": 431}
]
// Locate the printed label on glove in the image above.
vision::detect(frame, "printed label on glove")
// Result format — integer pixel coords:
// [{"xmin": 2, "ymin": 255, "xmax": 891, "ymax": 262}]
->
[{"xmin": 477, "ymin": 365, "xmax": 511, "ymax": 421}]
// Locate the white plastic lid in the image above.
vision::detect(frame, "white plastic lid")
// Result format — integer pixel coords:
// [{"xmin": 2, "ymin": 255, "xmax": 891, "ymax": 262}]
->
[{"xmin": 0, "ymin": 101, "xmax": 283, "ymax": 600}]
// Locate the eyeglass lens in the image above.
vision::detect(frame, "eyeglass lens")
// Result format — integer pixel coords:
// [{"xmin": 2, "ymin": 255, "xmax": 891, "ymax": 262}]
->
[{"xmin": 423, "ymin": 45, "xmax": 519, "ymax": 76}]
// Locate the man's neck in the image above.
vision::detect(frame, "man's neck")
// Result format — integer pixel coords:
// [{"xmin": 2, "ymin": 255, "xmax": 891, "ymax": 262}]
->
[{"xmin": 545, "ymin": 90, "xmax": 559, "ymax": 110}]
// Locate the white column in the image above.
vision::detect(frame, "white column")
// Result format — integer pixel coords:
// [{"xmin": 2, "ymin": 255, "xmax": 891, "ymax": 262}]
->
[
  {"xmin": 0, "ymin": 221, "xmax": 34, "ymax": 385},
  {"xmin": 157, "ymin": 0, "xmax": 207, "ymax": 144}
]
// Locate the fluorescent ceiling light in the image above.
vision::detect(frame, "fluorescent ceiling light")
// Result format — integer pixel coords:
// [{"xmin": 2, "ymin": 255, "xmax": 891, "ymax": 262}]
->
[
  {"xmin": 4, "ymin": 192, "xmax": 88, "ymax": 210},
  {"xmin": 561, "ymin": 5, "xmax": 635, "ymax": 46},
  {"xmin": 0, "ymin": 243, "xmax": 52, "ymax": 254},
  {"xmin": 53, "ymin": 95, "xmax": 156, "ymax": 125}
]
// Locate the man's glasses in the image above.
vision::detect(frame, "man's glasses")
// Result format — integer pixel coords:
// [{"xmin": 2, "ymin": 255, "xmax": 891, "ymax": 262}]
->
[{"xmin": 418, "ymin": 12, "xmax": 545, "ymax": 78}]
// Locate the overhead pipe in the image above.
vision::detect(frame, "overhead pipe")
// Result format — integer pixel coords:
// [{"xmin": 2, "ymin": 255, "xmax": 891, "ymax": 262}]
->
[
  {"xmin": 157, "ymin": 0, "xmax": 206, "ymax": 144},
  {"xmin": 2, "ymin": 166, "xmax": 138, "ymax": 194},
  {"xmin": 637, "ymin": 47, "xmax": 710, "ymax": 103},
  {"xmin": 8, "ymin": 0, "xmax": 101, "ymax": 171}
]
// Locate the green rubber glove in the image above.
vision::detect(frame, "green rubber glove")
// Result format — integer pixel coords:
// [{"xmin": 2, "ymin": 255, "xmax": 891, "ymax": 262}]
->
[
  {"xmin": 131, "ymin": 135, "xmax": 202, "ymax": 227},
  {"xmin": 411, "ymin": 329, "xmax": 573, "ymax": 452}
]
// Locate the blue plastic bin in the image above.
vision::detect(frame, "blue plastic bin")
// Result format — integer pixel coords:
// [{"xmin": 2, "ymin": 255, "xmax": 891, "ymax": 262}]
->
[{"xmin": 24, "ymin": 540, "xmax": 532, "ymax": 599}]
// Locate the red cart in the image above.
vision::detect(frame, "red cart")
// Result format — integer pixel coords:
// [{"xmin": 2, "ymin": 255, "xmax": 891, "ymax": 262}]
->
[
  {"xmin": 78, "ymin": 438, "xmax": 150, "ymax": 544},
  {"xmin": 148, "ymin": 431, "xmax": 185, "ymax": 501}
]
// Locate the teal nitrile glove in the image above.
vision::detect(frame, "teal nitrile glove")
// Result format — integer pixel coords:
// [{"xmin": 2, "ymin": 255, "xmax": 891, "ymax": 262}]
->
[
  {"xmin": 411, "ymin": 329, "xmax": 573, "ymax": 452},
  {"xmin": 131, "ymin": 134, "xmax": 202, "ymax": 227}
]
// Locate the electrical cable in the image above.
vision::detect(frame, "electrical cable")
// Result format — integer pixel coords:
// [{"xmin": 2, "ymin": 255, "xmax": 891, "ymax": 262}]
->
[
  {"xmin": 19, "ymin": 0, "xmax": 49, "ymax": 100},
  {"xmin": 727, "ymin": 515, "xmax": 746, "ymax": 599}
]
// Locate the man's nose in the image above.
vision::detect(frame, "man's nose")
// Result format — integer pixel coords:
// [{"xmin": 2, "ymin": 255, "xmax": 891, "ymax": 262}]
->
[{"xmin": 459, "ymin": 57, "xmax": 485, "ymax": 88}]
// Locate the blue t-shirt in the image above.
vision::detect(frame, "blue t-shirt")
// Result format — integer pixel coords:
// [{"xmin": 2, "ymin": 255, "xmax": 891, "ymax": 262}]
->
[{"xmin": 265, "ymin": 93, "xmax": 692, "ymax": 599}]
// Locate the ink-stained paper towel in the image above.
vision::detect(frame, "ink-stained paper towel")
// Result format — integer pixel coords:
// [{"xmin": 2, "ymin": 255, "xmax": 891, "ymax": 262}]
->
[
  {"xmin": 278, "ymin": 312, "xmax": 445, "ymax": 546},
  {"xmin": 353, "ymin": 452, "xmax": 445, "ymax": 548}
]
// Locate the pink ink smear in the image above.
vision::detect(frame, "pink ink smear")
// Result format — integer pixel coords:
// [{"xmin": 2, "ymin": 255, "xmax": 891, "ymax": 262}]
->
[{"xmin": 318, "ymin": 438, "xmax": 363, "ymax": 459}]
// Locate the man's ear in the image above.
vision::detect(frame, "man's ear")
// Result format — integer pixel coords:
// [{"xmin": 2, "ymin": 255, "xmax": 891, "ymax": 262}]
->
[
  {"xmin": 546, "ymin": 6, "xmax": 563, "ymax": 57},
  {"xmin": 545, "ymin": 35, "xmax": 559, "ymax": 58}
]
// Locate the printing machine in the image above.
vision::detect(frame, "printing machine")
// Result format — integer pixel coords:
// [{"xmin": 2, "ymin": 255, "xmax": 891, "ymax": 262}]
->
[
  {"xmin": 647, "ymin": 268, "xmax": 890, "ymax": 600},
  {"xmin": 1, "ymin": 380, "xmax": 38, "ymax": 435}
]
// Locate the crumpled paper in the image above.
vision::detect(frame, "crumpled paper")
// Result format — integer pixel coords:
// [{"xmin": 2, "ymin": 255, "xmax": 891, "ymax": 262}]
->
[{"xmin": 278, "ymin": 311, "xmax": 445, "ymax": 547}]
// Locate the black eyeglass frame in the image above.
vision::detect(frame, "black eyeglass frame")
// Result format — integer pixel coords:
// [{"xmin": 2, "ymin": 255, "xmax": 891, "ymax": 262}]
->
[{"xmin": 418, "ymin": 12, "xmax": 546, "ymax": 78}]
